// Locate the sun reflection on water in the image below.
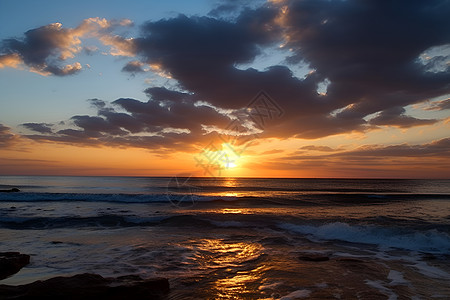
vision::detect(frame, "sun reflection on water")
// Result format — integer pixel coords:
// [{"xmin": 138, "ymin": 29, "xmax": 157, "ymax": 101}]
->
[
  {"xmin": 223, "ymin": 177, "xmax": 237, "ymax": 188},
  {"xmin": 190, "ymin": 239, "xmax": 268, "ymax": 298},
  {"xmin": 220, "ymin": 208, "xmax": 244, "ymax": 214},
  {"xmin": 194, "ymin": 239, "xmax": 262, "ymax": 268},
  {"xmin": 214, "ymin": 265, "xmax": 269, "ymax": 299},
  {"xmin": 215, "ymin": 192, "xmax": 239, "ymax": 197}
]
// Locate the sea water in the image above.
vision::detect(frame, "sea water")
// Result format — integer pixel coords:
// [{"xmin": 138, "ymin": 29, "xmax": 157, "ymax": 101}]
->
[{"xmin": 0, "ymin": 176, "xmax": 449, "ymax": 299}]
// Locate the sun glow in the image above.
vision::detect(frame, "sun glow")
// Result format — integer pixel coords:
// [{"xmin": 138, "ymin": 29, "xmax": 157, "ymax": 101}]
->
[{"xmin": 200, "ymin": 143, "xmax": 242, "ymax": 170}]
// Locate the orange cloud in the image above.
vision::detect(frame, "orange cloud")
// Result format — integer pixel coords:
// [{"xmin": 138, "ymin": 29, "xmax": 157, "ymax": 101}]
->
[
  {"xmin": 0, "ymin": 17, "xmax": 135, "ymax": 76},
  {"xmin": 0, "ymin": 53, "xmax": 22, "ymax": 69}
]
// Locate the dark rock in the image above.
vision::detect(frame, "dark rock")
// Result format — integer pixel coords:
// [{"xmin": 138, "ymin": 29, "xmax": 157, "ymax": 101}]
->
[
  {"xmin": 298, "ymin": 254, "xmax": 330, "ymax": 262},
  {"xmin": 336, "ymin": 257, "xmax": 365, "ymax": 263},
  {"xmin": 0, "ymin": 188, "xmax": 20, "ymax": 193},
  {"xmin": 0, "ymin": 273, "xmax": 170, "ymax": 299},
  {"xmin": 0, "ymin": 252, "xmax": 30, "ymax": 280},
  {"xmin": 421, "ymin": 253, "xmax": 437, "ymax": 261}
]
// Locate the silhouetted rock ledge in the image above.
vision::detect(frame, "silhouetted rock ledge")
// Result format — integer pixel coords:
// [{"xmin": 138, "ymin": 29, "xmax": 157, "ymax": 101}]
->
[
  {"xmin": 0, "ymin": 252, "xmax": 30, "ymax": 280},
  {"xmin": 298, "ymin": 254, "xmax": 330, "ymax": 262},
  {"xmin": 0, "ymin": 188, "xmax": 20, "ymax": 193},
  {"xmin": 0, "ymin": 273, "xmax": 169, "ymax": 299}
]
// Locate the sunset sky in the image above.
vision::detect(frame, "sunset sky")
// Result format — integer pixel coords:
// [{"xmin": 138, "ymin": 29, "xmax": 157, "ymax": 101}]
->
[{"xmin": 0, "ymin": 0, "xmax": 449, "ymax": 178}]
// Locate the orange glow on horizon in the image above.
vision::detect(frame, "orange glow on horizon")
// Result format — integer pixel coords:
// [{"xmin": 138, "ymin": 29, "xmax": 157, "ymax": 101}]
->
[{"xmin": 0, "ymin": 131, "xmax": 449, "ymax": 178}]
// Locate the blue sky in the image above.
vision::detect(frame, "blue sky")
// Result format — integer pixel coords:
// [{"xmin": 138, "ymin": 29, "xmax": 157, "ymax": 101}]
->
[{"xmin": 0, "ymin": 0, "xmax": 215, "ymax": 127}]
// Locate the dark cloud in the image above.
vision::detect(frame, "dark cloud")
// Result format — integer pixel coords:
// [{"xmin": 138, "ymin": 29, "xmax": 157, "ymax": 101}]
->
[
  {"xmin": 208, "ymin": 0, "xmax": 264, "ymax": 17},
  {"xmin": 281, "ymin": 0, "xmax": 450, "ymax": 114},
  {"xmin": 283, "ymin": 138, "xmax": 450, "ymax": 161},
  {"xmin": 21, "ymin": 123, "xmax": 53, "ymax": 134},
  {"xmin": 71, "ymin": 115, "xmax": 129, "ymax": 137},
  {"xmin": 0, "ymin": 23, "xmax": 82, "ymax": 76},
  {"xmin": 425, "ymin": 98, "xmax": 450, "ymax": 111},
  {"xmin": 24, "ymin": 94, "xmax": 234, "ymax": 152},
  {"xmin": 368, "ymin": 106, "xmax": 438, "ymax": 128},
  {"xmin": 124, "ymin": 0, "xmax": 448, "ymax": 141},
  {"xmin": 15, "ymin": 1, "xmax": 450, "ymax": 151},
  {"xmin": 144, "ymin": 87, "xmax": 194, "ymax": 102},
  {"xmin": 122, "ymin": 60, "xmax": 145, "ymax": 74},
  {"xmin": 336, "ymin": 138, "xmax": 450, "ymax": 158},
  {"xmin": 0, "ymin": 18, "xmax": 134, "ymax": 76},
  {"xmin": 0, "ymin": 124, "xmax": 17, "ymax": 148},
  {"xmin": 135, "ymin": 10, "xmax": 279, "ymax": 74},
  {"xmin": 252, "ymin": 138, "xmax": 450, "ymax": 177}
]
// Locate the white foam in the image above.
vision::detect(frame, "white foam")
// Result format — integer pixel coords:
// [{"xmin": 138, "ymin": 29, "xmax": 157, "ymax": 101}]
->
[
  {"xmin": 365, "ymin": 280, "xmax": 398, "ymax": 300},
  {"xmin": 410, "ymin": 261, "xmax": 450, "ymax": 279},
  {"xmin": 258, "ymin": 282, "xmax": 282, "ymax": 290},
  {"xmin": 279, "ymin": 222, "xmax": 450, "ymax": 254},
  {"xmin": 280, "ymin": 289, "xmax": 311, "ymax": 299},
  {"xmin": 387, "ymin": 270, "xmax": 409, "ymax": 285}
]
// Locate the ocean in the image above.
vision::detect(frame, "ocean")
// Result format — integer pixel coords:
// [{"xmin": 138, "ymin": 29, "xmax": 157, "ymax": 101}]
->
[{"xmin": 0, "ymin": 176, "xmax": 449, "ymax": 299}]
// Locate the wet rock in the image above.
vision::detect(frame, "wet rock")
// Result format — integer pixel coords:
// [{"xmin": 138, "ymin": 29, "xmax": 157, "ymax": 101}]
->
[
  {"xmin": 335, "ymin": 257, "xmax": 365, "ymax": 263},
  {"xmin": 298, "ymin": 254, "xmax": 330, "ymax": 262},
  {"xmin": 0, "ymin": 273, "xmax": 170, "ymax": 299},
  {"xmin": 0, "ymin": 188, "xmax": 20, "ymax": 193},
  {"xmin": 0, "ymin": 252, "xmax": 30, "ymax": 280},
  {"xmin": 421, "ymin": 253, "xmax": 437, "ymax": 261}
]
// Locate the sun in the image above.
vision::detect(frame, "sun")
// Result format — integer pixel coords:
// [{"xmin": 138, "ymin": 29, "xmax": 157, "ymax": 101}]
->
[
  {"xmin": 225, "ymin": 161, "xmax": 237, "ymax": 169},
  {"xmin": 194, "ymin": 142, "xmax": 245, "ymax": 176},
  {"xmin": 217, "ymin": 143, "xmax": 240, "ymax": 169},
  {"xmin": 206, "ymin": 143, "xmax": 241, "ymax": 169}
]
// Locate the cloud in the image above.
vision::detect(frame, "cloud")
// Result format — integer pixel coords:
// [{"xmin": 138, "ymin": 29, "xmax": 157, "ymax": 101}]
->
[
  {"xmin": 0, "ymin": 53, "xmax": 22, "ymax": 69},
  {"xmin": 0, "ymin": 17, "xmax": 134, "ymax": 76},
  {"xmin": 252, "ymin": 138, "xmax": 450, "ymax": 178},
  {"xmin": 424, "ymin": 98, "xmax": 450, "ymax": 111},
  {"xmin": 368, "ymin": 106, "xmax": 438, "ymax": 128},
  {"xmin": 10, "ymin": 1, "xmax": 450, "ymax": 150},
  {"xmin": 337, "ymin": 138, "xmax": 450, "ymax": 159},
  {"xmin": 260, "ymin": 149, "xmax": 284, "ymax": 155},
  {"xmin": 122, "ymin": 60, "xmax": 145, "ymax": 74},
  {"xmin": 22, "ymin": 123, "xmax": 54, "ymax": 134},
  {"xmin": 282, "ymin": 138, "xmax": 450, "ymax": 161},
  {"xmin": 209, "ymin": 0, "xmax": 265, "ymax": 17},
  {"xmin": 300, "ymin": 145, "xmax": 335, "ymax": 152},
  {"xmin": 124, "ymin": 0, "xmax": 449, "ymax": 140},
  {"xmin": 0, "ymin": 124, "xmax": 18, "ymax": 148},
  {"xmin": 23, "ymin": 94, "xmax": 234, "ymax": 152}
]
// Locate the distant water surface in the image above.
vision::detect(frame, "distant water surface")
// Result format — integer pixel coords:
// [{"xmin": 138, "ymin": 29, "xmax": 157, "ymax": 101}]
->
[{"xmin": 1, "ymin": 176, "xmax": 449, "ymax": 299}]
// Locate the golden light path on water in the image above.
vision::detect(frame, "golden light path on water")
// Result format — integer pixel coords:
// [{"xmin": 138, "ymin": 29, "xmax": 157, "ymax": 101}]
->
[{"xmin": 192, "ymin": 239, "xmax": 268, "ymax": 299}]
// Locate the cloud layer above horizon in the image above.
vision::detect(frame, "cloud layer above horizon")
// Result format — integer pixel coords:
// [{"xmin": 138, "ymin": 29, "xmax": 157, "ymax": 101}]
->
[{"xmin": 1, "ymin": 0, "xmax": 449, "ymax": 176}]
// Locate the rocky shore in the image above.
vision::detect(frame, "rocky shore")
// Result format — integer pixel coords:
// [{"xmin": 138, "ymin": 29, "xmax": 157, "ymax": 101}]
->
[
  {"xmin": 0, "ymin": 188, "xmax": 20, "ymax": 193},
  {"xmin": 0, "ymin": 252, "xmax": 30, "ymax": 280},
  {"xmin": 0, "ymin": 273, "xmax": 170, "ymax": 299},
  {"xmin": 0, "ymin": 252, "xmax": 170, "ymax": 299}
]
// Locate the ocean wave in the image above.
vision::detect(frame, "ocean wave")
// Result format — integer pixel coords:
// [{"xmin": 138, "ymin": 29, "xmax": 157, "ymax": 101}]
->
[
  {"xmin": 0, "ymin": 192, "xmax": 228, "ymax": 203},
  {"xmin": 1, "ymin": 191, "xmax": 449, "ymax": 204},
  {"xmin": 0, "ymin": 214, "xmax": 163, "ymax": 229},
  {"xmin": 0, "ymin": 214, "xmax": 249, "ymax": 230},
  {"xmin": 279, "ymin": 222, "xmax": 450, "ymax": 254}
]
